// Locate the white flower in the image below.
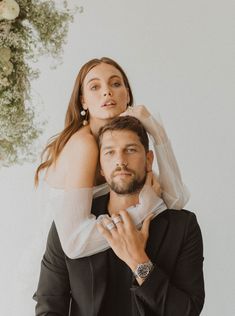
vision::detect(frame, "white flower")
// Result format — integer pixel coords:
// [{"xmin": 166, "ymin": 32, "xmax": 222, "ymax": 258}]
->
[
  {"xmin": 2, "ymin": 61, "xmax": 13, "ymax": 75},
  {"xmin": 0, "ymin": 76, "xmax": 9, "ymax": 87},
  {"xmin": 0, "ymin": 47, "xmax": 13, "ymax": 75},
  {"xmin": 0, "ymin": 0, "xmax": 20, "ymax": 21},
  {"xmin": 0, "ymin": 47, "xmax": 11, "ymax": 62}
]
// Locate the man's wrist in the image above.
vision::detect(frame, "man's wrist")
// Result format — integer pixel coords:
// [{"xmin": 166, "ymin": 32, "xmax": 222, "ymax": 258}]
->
[
  {"xmin": 128, "ymin": 253, "xmax": 150, "ymax": 272},
  {"xmin": 128, "ymin": 254, "xmax": 154, "ymax": 281},
  {"xmin": 133, "ymin": 260, "xmax": 154, "ymax": 280}
]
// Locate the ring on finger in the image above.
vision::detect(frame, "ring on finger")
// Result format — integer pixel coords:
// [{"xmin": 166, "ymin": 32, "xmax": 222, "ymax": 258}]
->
[
  {"xmin": 112, "ymin": 215, "xmax": 122, "ymax": 225},
  {"xmin": 97, "ymin": 214, "xmax": 110, "ymax": 224},
  {"xmin": 106, "ymin": 222, "xmax": 116, "ymax": 231}
]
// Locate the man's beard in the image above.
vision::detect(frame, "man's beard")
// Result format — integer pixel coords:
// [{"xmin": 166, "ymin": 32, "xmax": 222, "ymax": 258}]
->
[{"xmin": 108, "ymin": 167, "xmax": 147, "ymax": 195}]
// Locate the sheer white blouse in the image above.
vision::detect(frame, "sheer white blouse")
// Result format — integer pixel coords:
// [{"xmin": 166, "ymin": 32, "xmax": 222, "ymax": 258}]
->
[{"xmin": 40, "ymin": 114, "xmax": 190, "ymax": 259}]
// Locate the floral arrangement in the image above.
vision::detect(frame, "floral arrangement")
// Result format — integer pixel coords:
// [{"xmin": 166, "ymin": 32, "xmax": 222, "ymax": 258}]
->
[{"xmin": 0, "ymin": 0, "xmax": 81, "ymax": 166}]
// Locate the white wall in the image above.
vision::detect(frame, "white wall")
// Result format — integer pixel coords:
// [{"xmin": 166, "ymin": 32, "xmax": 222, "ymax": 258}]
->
[{"xmin": 0, "ymin": 0, "xmax": 234, "ymax": 315}]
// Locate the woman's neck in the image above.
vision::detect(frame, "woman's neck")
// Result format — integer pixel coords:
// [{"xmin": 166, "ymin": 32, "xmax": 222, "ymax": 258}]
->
[{"xmin": 89, "ymin": 117, "xmax": 111, "ymax": 138}]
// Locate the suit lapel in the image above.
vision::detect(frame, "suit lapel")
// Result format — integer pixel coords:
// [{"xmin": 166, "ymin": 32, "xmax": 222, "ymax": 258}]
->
[
  {"xmin": 145, "ymin": 211, "xmax": 169, "ymax": 261},
  {"xmin": 91, "ymin": 192, "xmax": 110, "ymax": 217},
  {"xmin": 88, "ymin": 194, "xmax": 110, "ymax": 314}
]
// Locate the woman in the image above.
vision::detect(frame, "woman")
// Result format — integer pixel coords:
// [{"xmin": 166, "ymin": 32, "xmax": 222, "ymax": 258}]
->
[{"xmin": 35, "ymin": 57, "xmax": 189, "ymax": 258}]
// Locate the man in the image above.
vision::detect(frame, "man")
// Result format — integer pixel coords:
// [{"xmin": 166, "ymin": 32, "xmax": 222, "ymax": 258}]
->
[{"xmin": 34, "ymin": 116, "xmax": 205, "ymax": 316}]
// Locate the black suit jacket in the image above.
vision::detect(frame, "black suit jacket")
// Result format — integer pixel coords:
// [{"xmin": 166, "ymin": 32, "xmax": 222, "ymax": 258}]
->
[{"xmin": 33, "ymin": 194, "xmax": 205, "ymax": 316}]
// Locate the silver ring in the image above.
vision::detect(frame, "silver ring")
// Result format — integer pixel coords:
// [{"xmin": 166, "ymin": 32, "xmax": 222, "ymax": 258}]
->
[
  {"xmin": 106, "ymin": 222, "xmax": 116, "ymax": 231},
  {"xmin": 97, "ymin": 214, "xmax": 109, "ymax": 224},
  {"xmin": 112, "ymin": 216, "xmax": 122, "ymax": 225}
]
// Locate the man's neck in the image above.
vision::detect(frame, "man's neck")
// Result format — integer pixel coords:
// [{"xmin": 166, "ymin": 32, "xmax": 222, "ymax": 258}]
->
[{"xmin": 108, "ymin": 191, "xmax": 140, "ymax": 216}]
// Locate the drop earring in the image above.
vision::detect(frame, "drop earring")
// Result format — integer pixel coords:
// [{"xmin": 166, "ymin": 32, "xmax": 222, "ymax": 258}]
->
[{"xmin": 80, "ymin": 108, "xmax": 88, "ymax": 126}]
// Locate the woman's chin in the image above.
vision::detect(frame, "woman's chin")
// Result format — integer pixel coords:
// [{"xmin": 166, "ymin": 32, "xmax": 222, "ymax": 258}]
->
[
  {"xmin": 101, "ymin": 112, "xmax": 120, "ymax": 120},
  {"xmin": 91, "ymin": 109, "xmax": 124, "ymax": 123}
]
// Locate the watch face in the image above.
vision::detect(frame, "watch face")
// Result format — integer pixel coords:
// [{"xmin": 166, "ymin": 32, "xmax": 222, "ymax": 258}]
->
[{"xmin": 136, "ymin": 263, "xmax": 151, "ymax": 278}]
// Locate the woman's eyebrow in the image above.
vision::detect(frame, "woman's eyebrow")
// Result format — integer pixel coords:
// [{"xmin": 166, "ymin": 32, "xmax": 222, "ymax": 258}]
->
[
  {"xmin": 86, "ymin": 75, "xmax": 121, "ymax": 85},
  {"xmin": 86, "ymin": 77, "xmax": 99, "ymax": 85}
]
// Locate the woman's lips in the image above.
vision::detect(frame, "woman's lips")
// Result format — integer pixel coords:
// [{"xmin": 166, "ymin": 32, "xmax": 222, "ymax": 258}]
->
[{"xmin": 101, "ymin": 100, "xmax": 116, "ymax": 107}]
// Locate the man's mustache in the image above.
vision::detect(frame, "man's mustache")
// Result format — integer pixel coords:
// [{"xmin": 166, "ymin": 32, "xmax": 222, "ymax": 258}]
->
[{"xmin": 111, "ymin": 166, "xmax": 135, "ymax": 177}]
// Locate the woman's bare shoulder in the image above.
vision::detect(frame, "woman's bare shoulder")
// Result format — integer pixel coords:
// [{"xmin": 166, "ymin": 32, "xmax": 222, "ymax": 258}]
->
[
  {"xmin": 45, "ymin": 126, "xmax": 98, "ymax": 186},
  {"xmin": 61, "ymin": 126, "xmax": 98, "ymax": 162},
  {"xmin": 67, "ymin": 126, "xmax": 96, "ymax": 147}
]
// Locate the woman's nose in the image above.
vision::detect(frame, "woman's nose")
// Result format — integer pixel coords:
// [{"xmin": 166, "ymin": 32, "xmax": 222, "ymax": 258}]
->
[{"xmin": 103, "ymin": 86, "xmax": 112, "ymax": 96}]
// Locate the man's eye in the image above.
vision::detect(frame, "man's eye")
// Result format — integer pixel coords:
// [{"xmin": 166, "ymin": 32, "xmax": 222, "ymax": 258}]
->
[
  {"xmin": 127, "ymin": 148, "xmax": 136, "ymax": 153},
  {"xmin": 105, "ymin": 151, "xmax": 114, "ymax": 155}
]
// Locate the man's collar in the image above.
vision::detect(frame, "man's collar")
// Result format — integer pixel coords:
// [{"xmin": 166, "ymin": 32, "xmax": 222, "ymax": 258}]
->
[{"xmin": 91, "ymin": 192, "xmax": 110, "ymax": 217}]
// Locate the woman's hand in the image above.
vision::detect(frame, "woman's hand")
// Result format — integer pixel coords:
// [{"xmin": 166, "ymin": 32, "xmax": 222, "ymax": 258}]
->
[
  {"xmin": 119, "ymin": 105, "xmax": 151, "ymax": 122},
  {"xmin": 120, "ymin": 105, "xmax": 167, "ymax": 143},
  {"xmin": 97, "ymin": 210, "xmax": 153, "ymax": 271},
  {"xmin": 145, "ymin": 170, "xmax": 162, "ymax": 198}
]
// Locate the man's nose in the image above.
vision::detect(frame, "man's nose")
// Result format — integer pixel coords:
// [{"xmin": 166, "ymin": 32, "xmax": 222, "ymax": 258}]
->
[
  {"xmin": 115, "ymin": 153, "xmax": 128, "ymax": 168},
  {"xmin": 116, "ymin": 162, "xmax": 128, "ymax": 168}
]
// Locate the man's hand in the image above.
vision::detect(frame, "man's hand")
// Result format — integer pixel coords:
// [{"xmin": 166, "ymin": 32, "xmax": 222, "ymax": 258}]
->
[{"xmin": 97, "ymin": 210, "xmax": 153, "ymax": 272}]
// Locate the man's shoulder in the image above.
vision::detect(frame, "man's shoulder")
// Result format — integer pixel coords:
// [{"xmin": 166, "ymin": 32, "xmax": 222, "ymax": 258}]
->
[
  {"xmin": 157, "ymin": 208, "xmax": 200, "ymax": 229},
  {"xmin": 163, "ymin": 208, "xmax": 197, "ymax": 217},
  {"xmin": 150, "ymin": 208, "xmax": 202, "ymax": 250}
]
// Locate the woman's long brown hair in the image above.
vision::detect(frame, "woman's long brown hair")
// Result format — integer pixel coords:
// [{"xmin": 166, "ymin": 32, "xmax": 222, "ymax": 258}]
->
[{"xmin": 34, "ymin": 57, "xmax": 134, "ymax": 186}]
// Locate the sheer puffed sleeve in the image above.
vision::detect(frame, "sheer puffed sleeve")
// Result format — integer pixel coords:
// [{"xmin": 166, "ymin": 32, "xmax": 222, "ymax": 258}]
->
[
  {"xmin": 46, "ymin": 183, "xmax": 166, "ymax": 259},
  {"xmin": 141, "ymin": 114, "xmax": 190, "ymax": 210},
  {"xmin": 48, "ymin": 187, "xmax": 110, "ymax": 258}
]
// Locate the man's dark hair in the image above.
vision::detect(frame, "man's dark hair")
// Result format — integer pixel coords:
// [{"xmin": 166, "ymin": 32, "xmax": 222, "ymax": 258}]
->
[{"xmin": 98, "ymin": 116, "xmax": 149, "ymax": 152}]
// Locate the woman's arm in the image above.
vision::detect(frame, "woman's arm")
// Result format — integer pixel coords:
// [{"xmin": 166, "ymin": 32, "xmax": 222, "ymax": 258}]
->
[
  {"xmin": 142, "ymin": 114, "xmax": 190, "ymax": 209},
  {"xmin": 48, "ymin": 127, "xmax": 106, "ymax": 258},
  {"xmin": 51, "ymin": 184, "xmax": 165, "ymax": 259},
  {"xmin": 120, "ymin": 106, "xmax": 190, "ymax": 209},
  {"xmin": 50, "ymin": 115, "xmax": 185, "ymax": 259}
]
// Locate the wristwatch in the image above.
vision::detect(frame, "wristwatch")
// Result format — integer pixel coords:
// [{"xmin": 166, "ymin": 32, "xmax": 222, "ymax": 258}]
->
[{"xmin": 133, "ymin": 260, "xmax": 154, "ymax": 279}]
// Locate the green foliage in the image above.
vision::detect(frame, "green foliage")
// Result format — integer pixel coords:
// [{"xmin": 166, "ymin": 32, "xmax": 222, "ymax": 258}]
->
[{"xmin": 0, "ymin": 0, "xmax": 80, "ymax": 166}]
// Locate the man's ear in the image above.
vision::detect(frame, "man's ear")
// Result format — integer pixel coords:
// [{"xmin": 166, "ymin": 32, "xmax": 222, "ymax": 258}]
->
[
  {"xmin": 146, "ymin": 150, "xmax": 154, "ymax": 172},
  {"xmin": 100, "ymin": 166, "xmax": 104, "ymax": 177}
]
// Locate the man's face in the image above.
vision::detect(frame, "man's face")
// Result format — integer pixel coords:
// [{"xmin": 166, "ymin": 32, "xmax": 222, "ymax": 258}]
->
[{"xmin": 99, "ymin": 130, "xmax": 153, "ymax": 195}]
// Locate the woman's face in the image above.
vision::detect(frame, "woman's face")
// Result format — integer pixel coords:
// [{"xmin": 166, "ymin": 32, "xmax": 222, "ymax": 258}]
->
[{"xmin": 81, "ymin": 63, "xmax": 130, "ymax": 121}]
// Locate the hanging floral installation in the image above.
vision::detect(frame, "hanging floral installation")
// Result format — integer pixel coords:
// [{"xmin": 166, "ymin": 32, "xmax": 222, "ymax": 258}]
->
[{"xmin": 0, "ymin": 0, "xmax": 81, "ymax": 166}]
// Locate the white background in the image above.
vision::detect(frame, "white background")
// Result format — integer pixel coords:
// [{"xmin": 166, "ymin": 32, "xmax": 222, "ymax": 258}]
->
[{"xmin": 0, "ymin": 1, "xmax": 234, "ymax": 315}]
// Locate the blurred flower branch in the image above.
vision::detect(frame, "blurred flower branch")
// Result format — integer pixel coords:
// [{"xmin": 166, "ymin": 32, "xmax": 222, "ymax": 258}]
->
[{"xmin": 0, "ymin": 0, "xmax": 81, "ymax": 166}]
